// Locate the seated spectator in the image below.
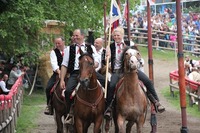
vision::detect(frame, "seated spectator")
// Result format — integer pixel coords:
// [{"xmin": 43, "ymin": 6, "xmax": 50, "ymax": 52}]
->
[
  {"xmin": 7, "ymin": 65, "xmax": 24, "ymax": 89},
  {"xmin": 188, "ymin": 66, "xmax": 200, "ymax": 104},
  {"xmin": 169, "ymin": 33, "xmax": 177, "ymax": 48},
  {"xmin": 0, "ymin": 74, "xmax": 9, "ymax": 95}
]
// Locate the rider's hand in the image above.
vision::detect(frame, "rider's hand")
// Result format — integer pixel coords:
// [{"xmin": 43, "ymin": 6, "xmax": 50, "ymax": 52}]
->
[{"xmin": 60, "ymin": 80, "xmax": 65, "ymax": 90}]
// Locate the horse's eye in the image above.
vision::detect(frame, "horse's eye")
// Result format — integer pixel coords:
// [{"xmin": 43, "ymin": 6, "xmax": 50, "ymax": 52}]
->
[{"xmin": 89, "ymin": 62, "xmax": 94, "ymax": 66}]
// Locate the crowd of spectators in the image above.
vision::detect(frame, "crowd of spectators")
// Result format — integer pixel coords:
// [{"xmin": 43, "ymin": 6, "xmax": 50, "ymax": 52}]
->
[
  {"xmin": 0, "ymin": 56, "xmax": 28, "ymax": 95},
  {"xmin": 126, "ymin": 8, "xmax": 200, "ymax": 54}
]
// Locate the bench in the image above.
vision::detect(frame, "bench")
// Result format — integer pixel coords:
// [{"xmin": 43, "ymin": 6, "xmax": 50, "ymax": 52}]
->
[{"xmin": 169, "ymin": 70, "xmax": 200, "ymax": 111}]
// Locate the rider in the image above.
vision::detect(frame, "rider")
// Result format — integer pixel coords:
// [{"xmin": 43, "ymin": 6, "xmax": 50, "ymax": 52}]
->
[
  {"xmin": 60, "ymin": 29, "xmax": 107, "ymax": 123},
  {"xmin": 44, "ymin": 36, "xmax": 66, "ymax": 115},
  {"xmin": 94, "ymin": 38, "xmax": 106, "ymax": 72},
  {"xmin": 104, "ymin": 26, "xmax": 165, "ymax": 120}
]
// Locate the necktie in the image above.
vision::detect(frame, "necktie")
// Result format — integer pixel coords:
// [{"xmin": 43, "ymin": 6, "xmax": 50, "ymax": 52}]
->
[
  {"xmin": 117, "ymin": 43, "xmax": 121, "ymax": 54},
  {"xmin": 61, "ymin": 51, "xmax": 64, "ymax": 57},
  {"xmin": 77, "ymin": 44, "xmax": 82, "ymax": 54}
]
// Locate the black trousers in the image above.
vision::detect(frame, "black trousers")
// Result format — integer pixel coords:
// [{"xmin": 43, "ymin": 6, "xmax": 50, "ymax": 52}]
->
[
  {"xmin": 64, "ymin": 70, "xmax": 106, "ymax": 113},
  {"xmin": 45, "ymin": 72, "xmax": 57, "ymax": 105},
  {"xmin": 106, "ymin": 69, "xmax": 159, "ymax": 109}
]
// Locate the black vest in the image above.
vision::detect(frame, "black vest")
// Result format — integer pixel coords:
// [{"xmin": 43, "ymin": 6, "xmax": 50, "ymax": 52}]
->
[
  {"xmin": 101, "ymin": 48, "xmax": 106, "ymax": 66},
  {"xmin": 68, "ymin": 44, "xmax": 93, "ymax": 74},
  {"xmin": 110, "ymin": 41, "xmax": 130, "ymax": 72},
  {"xmin": 54, "ymin": 48, "xmax": 63, "ymax": 69}
]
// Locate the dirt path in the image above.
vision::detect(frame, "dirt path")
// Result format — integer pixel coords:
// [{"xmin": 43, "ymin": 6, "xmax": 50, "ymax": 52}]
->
[{"xmin": 32, "ymin": 56, "xmax": 200, "ymax": 133}]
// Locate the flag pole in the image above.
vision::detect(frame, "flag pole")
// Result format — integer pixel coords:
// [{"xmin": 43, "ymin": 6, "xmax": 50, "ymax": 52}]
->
[{"xmin": 104, "ymin": 1, "xmax": 113, "ymax": 99}]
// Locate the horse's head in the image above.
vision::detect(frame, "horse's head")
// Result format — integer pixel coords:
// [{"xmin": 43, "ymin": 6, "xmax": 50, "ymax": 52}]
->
[
  {"xmin": 78, "ymin": 53, "xmax": 95, "ymax": 89},
  {"xmin": 123, "ymin": 48, "xmax": 140, "ymax": 73}
]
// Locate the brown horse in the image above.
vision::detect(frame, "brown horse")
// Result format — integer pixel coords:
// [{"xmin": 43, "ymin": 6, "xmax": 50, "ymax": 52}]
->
[
  {"xmin": 73, "ymin": 53, "xmax": 105, "ymax": 133},
  {"xmin": 113, "ymin": 48, "xmax": 148, "ymax": 133},
  {"xmin": 51, "ymin": 77, "xmax": 68, "ymax": 133}
]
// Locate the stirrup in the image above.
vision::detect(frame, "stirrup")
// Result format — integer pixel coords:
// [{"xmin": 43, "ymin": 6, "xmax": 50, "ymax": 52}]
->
[
  {"xmin": 64, "ymin": 114, "xmax": 74, "ymax": 125},
  {"xmin": 104, "ymin": 107, "xmax": 112, "ymax": 120}
]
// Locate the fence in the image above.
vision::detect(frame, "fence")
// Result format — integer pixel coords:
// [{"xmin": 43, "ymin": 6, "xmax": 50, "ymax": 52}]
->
[
  {"xmin": 169, "ymin": 70, "xmax": 200, "ymax": 111},
  {"xmin": 0, "ymin": 76, "xmax": 23, "ymax": 133},
  {"xmin": 125, "ymin": 27, "xmax": 200, "ymax": 55}
]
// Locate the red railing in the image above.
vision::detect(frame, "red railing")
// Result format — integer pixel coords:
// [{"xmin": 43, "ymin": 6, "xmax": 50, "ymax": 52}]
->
[
  {"xmin": 169, "ymin": 70, "xmax": 200, "ymax": 111},
  {"xmin": 0, "ymin": 76, "xmax": 23, "ymax": 133}
]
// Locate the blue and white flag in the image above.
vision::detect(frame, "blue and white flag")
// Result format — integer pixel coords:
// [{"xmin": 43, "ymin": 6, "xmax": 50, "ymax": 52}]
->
[{"xmin": 110, "ymin": 0, "xmax": 121, "ymax": 24}]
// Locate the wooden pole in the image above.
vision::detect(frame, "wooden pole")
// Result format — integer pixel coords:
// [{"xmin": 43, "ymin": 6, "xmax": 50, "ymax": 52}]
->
[
  {"xmin": 147, "ymin": 1, "xmax": 157, "ymax": 133},
  {"xmin": 104, "ymin": 1, "xmax": 107, "ymax": 46},
  {"xmin": 127, "ymin": 0, "xmax": 131, "ymax": 41},
  {"xmin": 176, "ymin": 0, "xmax": 188, "ymax": 132}
]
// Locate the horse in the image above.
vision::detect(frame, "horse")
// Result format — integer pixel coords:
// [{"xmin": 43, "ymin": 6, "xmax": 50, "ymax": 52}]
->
[
  {"xmin": 51, "ymin": 77, "xmax": 68, "ymax": 133},
  {"xmin": 73, "ymin": 53, "xmax": 105, "ymax": 133},
  {"xmin": 112, "ymin": 47, "xmax": 148, "ymax": 133}
]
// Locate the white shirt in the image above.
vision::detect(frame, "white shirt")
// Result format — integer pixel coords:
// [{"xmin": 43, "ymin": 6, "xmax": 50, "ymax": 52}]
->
[
  {"xmin": 0, "ymin": 80, "xmax": 10, "ymax": 93},
  {"xmin": 95, "ymin": 47, "xmax": 104, "ymax": 72},
  {"xmin": 50, "ymin": 49, "xmax": 65, "ymax": 72},
  {"xmin": 138, "ymin": 58, "xmax": 145, "ymax": 73},
  {"xmin": 62, "ymin": 43, "xmax": 99, "ymax": 71},
  {"xmin": 106, "ymin": 40, "xmax": 135, "ymax": 70}
]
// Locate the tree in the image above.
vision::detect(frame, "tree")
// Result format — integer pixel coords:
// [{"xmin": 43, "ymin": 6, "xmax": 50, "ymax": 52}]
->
[{"xmin": 0, "ymin": 0, "xmax": 105, "ymax": 65}]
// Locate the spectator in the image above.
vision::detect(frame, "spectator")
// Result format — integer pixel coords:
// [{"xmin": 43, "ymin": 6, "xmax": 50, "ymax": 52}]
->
[
  {"xmin": 7, "ymin": 65, "xmax": 24, "ymax": 89},
  {"xmin": 0, "ymin": 74, "xmax": 9, "ymax": 95},
  {"xmin": 188, "ymin": 66, "xmax": 200, "ymax": 104}
]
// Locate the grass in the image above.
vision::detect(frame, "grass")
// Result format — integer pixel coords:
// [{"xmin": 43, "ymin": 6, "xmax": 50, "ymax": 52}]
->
[
  {"xmin": 161, "ymin": 87, "xmax": 200, "ymax": 118},
  {"xmin": 16, "ymin": 88, "xmax": 45, "ymax": 133}
]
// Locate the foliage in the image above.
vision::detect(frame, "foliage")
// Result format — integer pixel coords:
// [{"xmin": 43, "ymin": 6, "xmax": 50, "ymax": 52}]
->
[{"xmin": 0, "ymin": 0, "xmax": 106, "ymax": 65}]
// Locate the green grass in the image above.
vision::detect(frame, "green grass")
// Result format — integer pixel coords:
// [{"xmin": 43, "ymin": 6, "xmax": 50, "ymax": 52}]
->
[
  {"xmin": 161, "ymin": 87, "xmax": 200, "ymax": 118},
  {"xmin": 16, "ymin": 88, "xmax": 45, "ymax": 133}
]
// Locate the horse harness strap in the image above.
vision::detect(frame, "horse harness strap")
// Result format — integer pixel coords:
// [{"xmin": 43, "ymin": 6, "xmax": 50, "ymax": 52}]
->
[
  {"xmin": 76, "ymin": 84, "xmax": 103, "ymax": 112},
  {"xmin": 53, "ymin": 80, "xmax": 65, "ymax": 105}
]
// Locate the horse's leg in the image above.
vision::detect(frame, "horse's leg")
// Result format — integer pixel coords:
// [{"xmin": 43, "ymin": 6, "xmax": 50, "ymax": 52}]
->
[
  {"xmin": 55, "ymin": 110, "xmax": 63, "ymax": 133},
  {"xmin": 94, "ymin": 116, "xmax": 103, "ymax": 133},
  {"xmin": 104, "ymin": 119, "xmax": 111, "ymax": 133},
  {"xmin": 82, "ymin": 121, "xmax": 90, "ymax": 133},
  {"xmin": 75, "ymin": 118, "xmax": 83, "ymax": 133},
  {"xmin": 117, "ymin": 114, "xmax": 125, "ymax": 133},
  {"xmin": 126, "ymin": 121, "xmax": 134, "ymax": 133}
]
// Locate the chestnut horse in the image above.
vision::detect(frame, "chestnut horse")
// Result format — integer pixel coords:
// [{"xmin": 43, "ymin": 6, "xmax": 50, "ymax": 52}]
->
[
  {"xmin": 112, "ymin": 47, "xmax": 148, "ymax": 133},
  {"xmin": 51, "ymin": 78, "xmax": 68, "ymax": 133},
  {"xmin": 73, "ymin": 53, "xmax": 105, "ymax": 133}
]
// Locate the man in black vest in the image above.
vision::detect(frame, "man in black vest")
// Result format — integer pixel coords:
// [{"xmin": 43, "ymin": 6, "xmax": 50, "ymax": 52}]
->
[
  {"xmin": 44, "ymin": 37, "xmax": 65, "ymax": 115},
  {"xmin": 104, "ymin": 26, "xmax": 165, "ymax": 120},
  {"xmin": 60, "ymin": 29, "xmax": 106, "ymax": 124}
]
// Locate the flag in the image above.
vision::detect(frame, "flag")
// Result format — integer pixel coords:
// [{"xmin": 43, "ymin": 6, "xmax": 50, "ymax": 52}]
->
[
  {"xmin": 148, "ymin": 0, "xmax": 155, "ymax": 5},
  {"xmin": 110, "ymin": 0, "xmax": 121, "ymax": 24},
  {"xmin": 123, "ymin": 1, "xmax": 128, "ymax": 22}
]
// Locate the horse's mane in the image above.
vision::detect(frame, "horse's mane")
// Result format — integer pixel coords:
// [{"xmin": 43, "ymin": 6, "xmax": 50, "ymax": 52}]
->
[
  {"xmin": 79, "ymin": 53, "xmax": 94, "ymax": 61},
  {"xmin": 120, "ymin": 46, "xmax": 139, "ymax": 73}
]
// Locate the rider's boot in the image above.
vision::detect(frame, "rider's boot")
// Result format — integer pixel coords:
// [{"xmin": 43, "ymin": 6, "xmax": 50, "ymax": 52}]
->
[
  {"xmin": 147, "ymin": 91, "xmax": 165, "ymax": 113},
  {"xmin": 44, "ymin": 95, "xmax": 53, "ymax": 115},
  {"xmin": 64, "ymin": 100, "xmax": 74, "ymax": 125}
]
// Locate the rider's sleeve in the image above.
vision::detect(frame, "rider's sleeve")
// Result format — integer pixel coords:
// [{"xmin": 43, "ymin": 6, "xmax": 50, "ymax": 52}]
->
[
  {"xmin": 61, "ymin": 46, "xmax": 70, "ymax": 68},
  {"xmin": 50, "ymin": 50, "xmax": 59, "ymax": 71},
  {"xmin": 130, "ymin": 41, "xmax": 135, "ymax": 46}
]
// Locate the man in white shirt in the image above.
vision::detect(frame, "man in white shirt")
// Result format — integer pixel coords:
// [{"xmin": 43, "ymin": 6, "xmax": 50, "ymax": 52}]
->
[
  {"xmin": 44, "ymin": 36, "xmax": 65, "ymax": 115},
  {"xmin": 94, "ymin": 38, "xmax": 106, "ymax": 72},
  {"xmin": 0, "ymin": 74, "xmax": 9, "ymax": 95},
  {"xmin": 60, "ymin": 29, "xmax": 106, "ymax": 123}
]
